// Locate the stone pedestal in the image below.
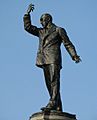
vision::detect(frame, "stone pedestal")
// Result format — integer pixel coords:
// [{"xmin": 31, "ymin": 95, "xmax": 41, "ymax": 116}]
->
[{"xmin": 29, "ymin": 111, "xmax": 77, "ymax": 120}]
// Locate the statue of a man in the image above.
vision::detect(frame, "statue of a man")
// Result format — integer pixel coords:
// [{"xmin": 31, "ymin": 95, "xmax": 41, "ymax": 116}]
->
[{"xmin": 23, "ymin": 4, "xmax": 81, "ymax": 112}]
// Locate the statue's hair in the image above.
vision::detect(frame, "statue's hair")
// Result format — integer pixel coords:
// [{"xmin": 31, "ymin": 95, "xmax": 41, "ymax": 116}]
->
[{"xmin": 40, "ymin": 13, "xmax": 53, "ymax": 22}]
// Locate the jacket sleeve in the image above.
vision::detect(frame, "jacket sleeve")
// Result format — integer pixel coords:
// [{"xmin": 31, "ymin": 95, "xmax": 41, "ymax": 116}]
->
[
  {"xmin": 58, "ymin": 27, "xmax": 78, "ymax": 60},
  {"xmin": 23, "ymin": 14, "xmax": 39, "ymax": 37}
]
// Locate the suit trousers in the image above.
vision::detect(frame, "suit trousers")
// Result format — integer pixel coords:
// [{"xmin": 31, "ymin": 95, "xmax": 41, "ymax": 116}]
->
[{"xmin": 42, "ymin": 64, "xmax": 62, "ymax": 111}]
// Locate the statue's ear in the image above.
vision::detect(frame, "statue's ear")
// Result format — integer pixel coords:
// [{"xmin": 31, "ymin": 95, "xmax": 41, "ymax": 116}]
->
[
  {"xmin": 48, "ymin": 17, "xmax": 50, "ymax": 21},
  {"xmin": 47, "ymin": 17, "xmax": 51, "ymax": 23}
]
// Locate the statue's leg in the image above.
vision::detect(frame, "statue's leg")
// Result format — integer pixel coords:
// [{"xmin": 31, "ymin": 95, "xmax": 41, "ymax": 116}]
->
[
  {"xmin": 43, "ymin": 64, "xmax": 52, "ymax": 97},
  {"xmin": 42, "ymin": 64, "xmax": 62, "ymax": 111},
  {"xmin": 49, "ymin": 64, "xmax": 62, "ymax": 111},
  {"xmin": 56, "ymin": 92, "xmax": 63, "ymax": 111}
]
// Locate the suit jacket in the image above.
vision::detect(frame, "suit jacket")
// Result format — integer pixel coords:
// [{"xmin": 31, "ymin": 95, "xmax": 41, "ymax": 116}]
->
[{"xmin": 23, "ymin": 14, "xmax": 77, "ymax": 68}]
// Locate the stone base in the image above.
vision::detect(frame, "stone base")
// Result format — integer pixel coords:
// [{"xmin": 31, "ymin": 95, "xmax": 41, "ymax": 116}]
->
[{"xmin": 29, "ymin": 111, "xmax": 77, "ymax": 120}]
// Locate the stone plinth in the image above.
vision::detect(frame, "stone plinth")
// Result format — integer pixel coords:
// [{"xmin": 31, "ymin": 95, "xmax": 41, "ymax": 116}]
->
[{"xmin": 29, "ymin": 111, "xmax": 77, "ymax": 120}]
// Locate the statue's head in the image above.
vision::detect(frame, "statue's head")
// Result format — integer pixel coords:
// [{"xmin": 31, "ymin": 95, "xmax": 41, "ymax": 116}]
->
[{"xmin": 40, "ymin": 13, "xmax": 52, "ymax": 28}]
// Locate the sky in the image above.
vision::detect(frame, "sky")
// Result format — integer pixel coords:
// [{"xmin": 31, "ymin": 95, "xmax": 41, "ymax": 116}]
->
[{"xmin": 0, "ymin": 0, "xmax": 97, "ymax": 120}]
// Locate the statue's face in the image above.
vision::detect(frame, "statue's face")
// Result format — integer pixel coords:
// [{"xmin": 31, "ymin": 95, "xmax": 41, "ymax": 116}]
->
[
  {"xmin": 40, "ymin": 14, "xmax": 49, "ymax": 28},
  {"xmin": 40, "ymin": 14, "xmax": 52, "ymax": 28}
]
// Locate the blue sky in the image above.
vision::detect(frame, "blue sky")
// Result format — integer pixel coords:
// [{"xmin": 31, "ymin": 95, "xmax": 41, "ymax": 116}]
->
[{"xmin": 0, "ymin": 0, "xmax": 97, "ymax": 120}]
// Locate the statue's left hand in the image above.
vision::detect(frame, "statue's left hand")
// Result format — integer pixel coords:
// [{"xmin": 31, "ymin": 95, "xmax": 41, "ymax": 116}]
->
[{"xmin": 73, "ymin": 55, "xmax": 81, "ymax": 63}]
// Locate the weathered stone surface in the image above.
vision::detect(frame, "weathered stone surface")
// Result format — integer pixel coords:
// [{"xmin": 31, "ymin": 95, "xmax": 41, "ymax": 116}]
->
[{"xmin": 29, "ymin": 111, "xmax": 77, "ymax": 120}]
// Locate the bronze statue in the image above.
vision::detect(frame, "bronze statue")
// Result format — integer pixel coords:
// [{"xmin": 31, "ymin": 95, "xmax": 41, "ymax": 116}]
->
[{"xmin": 23, "ymin": 4, "xmax": 81, "ymax": 112}]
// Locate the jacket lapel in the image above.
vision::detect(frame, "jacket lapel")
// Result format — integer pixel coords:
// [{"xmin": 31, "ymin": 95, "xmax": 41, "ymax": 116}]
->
[{"xmin": 41, "ymin": 24, "xmax": 56, "ymax": 41}]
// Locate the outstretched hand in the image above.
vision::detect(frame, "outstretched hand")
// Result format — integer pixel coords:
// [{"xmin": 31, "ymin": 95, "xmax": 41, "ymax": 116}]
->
[
  {"xmin": 73, "ymin": 55, "xmax": 82, "ymax": 63},
  {"xmin": 26, "ymin": 3, "xmax": 34, "ymax": 14}
]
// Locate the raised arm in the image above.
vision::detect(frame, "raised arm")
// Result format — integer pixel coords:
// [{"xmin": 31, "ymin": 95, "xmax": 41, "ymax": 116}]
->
[
  {"xmin": 58, "ymin": 27, "xmax": 81, "ymax": 63},
  {"xmin": 23, "ymin": 4, "xmax": 39, "ymax": 37}
]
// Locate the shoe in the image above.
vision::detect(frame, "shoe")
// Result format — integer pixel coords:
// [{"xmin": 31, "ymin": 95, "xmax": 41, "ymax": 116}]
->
[
  {"xmin": 56, "ymin": 106, "xmax": 62, "ymax": 112},
  {"xmin": 41, "ymin": 100, "xmax": 56, "ymax": 111}
]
